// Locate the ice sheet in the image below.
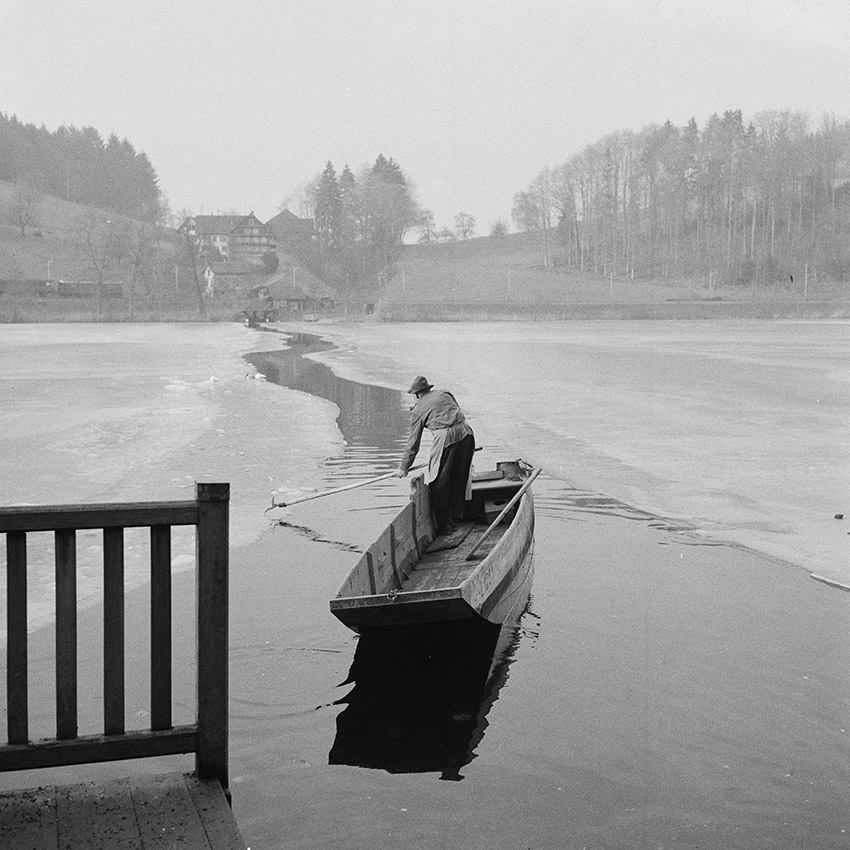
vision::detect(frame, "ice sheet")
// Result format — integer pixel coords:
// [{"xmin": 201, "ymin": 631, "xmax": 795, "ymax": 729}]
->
[
  {"xmin": 0, "ymin": 323, "xmax": 343, "ymax": 636},
  {"xmin": 302, "ymin": 320, "xmax": 850, "ymax": 587}
]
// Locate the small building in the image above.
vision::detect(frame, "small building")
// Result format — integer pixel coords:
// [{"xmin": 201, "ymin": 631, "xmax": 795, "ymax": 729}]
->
[
  {"xmin": 254, "ymin": 262, "xmax": 338, "ymax": 315},
  {"xmin": 203, "ymin": 262, "xmax": 254, "ymax": 297}
]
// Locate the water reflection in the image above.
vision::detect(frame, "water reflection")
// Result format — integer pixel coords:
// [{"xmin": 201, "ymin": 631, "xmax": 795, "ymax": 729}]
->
[
  {"xmin": 248, "ymin": 330, "xmax": 535, "ymax": 778},
  {"xmin": 329, "ymin": 619, "xmax": 523, "ymax": 781},
  {"xmin": 246, "ymin": 333, "xmax": 410, "ymax": 471}
]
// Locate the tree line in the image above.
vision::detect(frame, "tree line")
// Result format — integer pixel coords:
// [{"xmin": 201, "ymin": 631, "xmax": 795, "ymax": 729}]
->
[
  {"xmin": 0, "ymin": 113, "xmax": 161, "ymax": 222},
  {"xmin": 513, "ymin": 109, "xmax": 850, "ymax": 286},
  {"xmin": 294, "ymin": 154, "xmax": 418, "ymax": 289}
]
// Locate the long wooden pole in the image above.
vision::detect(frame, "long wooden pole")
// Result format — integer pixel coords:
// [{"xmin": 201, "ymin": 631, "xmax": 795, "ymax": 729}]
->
[
  {"xmin": 268, "ymin": 448, "xmax": 483, "ymax": 511},
  {"xmin": 465, "ymin": 467, "xmax": 541, "ymax": 561},
  {"xmin": 268, "ymin": 463, "xmax": 427, "ymax": 510}
]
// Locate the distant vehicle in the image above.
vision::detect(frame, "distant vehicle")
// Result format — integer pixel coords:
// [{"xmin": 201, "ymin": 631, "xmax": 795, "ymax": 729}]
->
[
  {"xmin": 0, "ymin": 279, "xmax": 123, "ymax": 298},
  {"xmin": 51, "ymin": 280, "xmax": 123, "ymax": 298}
]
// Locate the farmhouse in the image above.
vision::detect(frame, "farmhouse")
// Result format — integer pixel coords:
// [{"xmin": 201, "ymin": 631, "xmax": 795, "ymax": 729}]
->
[{"xmin": 182, "ymin": 213, "xmax": 275, "ymax": 261}]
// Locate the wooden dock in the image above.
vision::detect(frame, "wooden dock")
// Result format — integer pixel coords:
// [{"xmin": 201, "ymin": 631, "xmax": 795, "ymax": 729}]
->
[
  {"xmin": 0, "ymin": 772, "xmax": 245, "ymax": 849},
  {"xmin": 0, "ymin": 484, "xmax": 246, "ymax": 850}
]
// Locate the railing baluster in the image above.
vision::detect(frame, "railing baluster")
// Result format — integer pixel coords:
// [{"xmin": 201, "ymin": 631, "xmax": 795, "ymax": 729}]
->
[
  {"xmin": 55, "ymin": 529, "xmax": 77, "ymax": 740},
  {"xmin": 6, "ymin": 532, "xmax": 28, "ymax": 744},
  {"xmin": 103, "ymin": 527, "xmax": 125, "ymax": 735},
  {"xmin": 150, "ymin": 525, "xmax": 172, "ymax": 731}
]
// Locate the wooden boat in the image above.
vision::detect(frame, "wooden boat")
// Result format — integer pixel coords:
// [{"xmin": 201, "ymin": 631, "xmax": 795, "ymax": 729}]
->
[{"xmin": 330, "ymin": 460, "xmax": 538, "ymax": 632}]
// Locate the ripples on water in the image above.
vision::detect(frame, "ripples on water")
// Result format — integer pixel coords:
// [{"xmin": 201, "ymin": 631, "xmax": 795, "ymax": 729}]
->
[{"xmin": 535, "ymin": 481, "xmax": 738, "ymax": 553}]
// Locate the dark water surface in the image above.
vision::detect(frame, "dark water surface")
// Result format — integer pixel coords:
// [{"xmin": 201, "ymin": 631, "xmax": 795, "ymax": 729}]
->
[
  {"xmin": 247, "ymin": 333, "xmax": 529, "ymax": 782},
  {"xmin": 6, "ymin": 329, "xmax": 847, "ymax": 850},
  {"xmin": 233, "ymin": 331, "xmax": 850, "ymax": 850}
]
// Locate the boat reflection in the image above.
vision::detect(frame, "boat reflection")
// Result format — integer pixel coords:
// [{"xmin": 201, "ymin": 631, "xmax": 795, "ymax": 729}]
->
[{"xmin": 328, "ymin": 611, "xmax": 528, "ymax": 781}]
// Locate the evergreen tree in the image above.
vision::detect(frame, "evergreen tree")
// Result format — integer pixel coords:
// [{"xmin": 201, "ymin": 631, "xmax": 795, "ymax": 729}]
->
[
  {"xmin": 0, "ymin": 112, "xmax": 161, "ymax": 220},
  {"xmin": 314, "ymin": 161, "xmax": 342, "ymax": 252}
]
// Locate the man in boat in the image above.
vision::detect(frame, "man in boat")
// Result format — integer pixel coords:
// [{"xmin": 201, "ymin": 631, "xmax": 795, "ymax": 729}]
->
[{"xmin": 396, "ymin": 375, "xmax": 475, "ymax": 536}]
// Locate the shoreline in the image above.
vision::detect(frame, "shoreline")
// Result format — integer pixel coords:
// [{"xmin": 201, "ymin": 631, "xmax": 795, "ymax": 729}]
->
[{"xmin": 2, "ymin": 296, "xmax": 849, "ymax": 324}]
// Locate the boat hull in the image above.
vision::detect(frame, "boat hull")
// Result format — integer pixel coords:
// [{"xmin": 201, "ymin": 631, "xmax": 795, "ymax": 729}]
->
[{"xmin": 330, "ymin": 470, "xmax": 535, "ymax": 633}]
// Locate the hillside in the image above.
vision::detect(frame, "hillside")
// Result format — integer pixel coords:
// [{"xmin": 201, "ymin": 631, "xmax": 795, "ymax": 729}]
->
[
  {"xmin": 382, "ymin": 230, "xmax": 850, "ymax": 317},
  {"xmin": 2, "ymin": 184, "xmax": 847, "ymax": 323},
  {"xmin": 0, "ymin": 180, "xmax": 180, "ymax": 283}
]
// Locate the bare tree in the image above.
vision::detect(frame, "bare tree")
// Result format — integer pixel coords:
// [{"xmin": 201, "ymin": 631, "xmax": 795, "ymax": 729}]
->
[
  {"xmin": 490, "ymin": 219, "xmax": 509, "ymax": 238},
  {"xmin": 417, "ymin": 209, "xmax": 437, "ymax": 243},
  {"xmin": 10, "ymin": 177, "xmax": 43, "ymax": 236},
  {"xmin": 454, "ymin": 212, "xmax": 476, "ymax": 240},
  {"xmin": 529, "ymin": 168, "xmax": 555, "ymax": 268},
  {"xmin": 176, "ymin": 211, "xmax": 208, "ymax": 317},
  {"xmin": 124, "ymin": 220, "xmax": 159, "ymax": 296},
  {"xmin": 76, "ymin": 213, "xmax": 120, "ymax": 285},
  {"xmin": 511, "ymin": 190, "xmax": 541, "ymax": 232}
]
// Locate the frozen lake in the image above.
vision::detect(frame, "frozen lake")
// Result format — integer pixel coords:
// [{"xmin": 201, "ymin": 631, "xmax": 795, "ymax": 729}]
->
[
  {"xmin": 310, "ymin": 319, "xmax": 850, "ymax": 587},
  {"xmin": 1, "ymin": 320, "xmax": 849, "ymax": 848}
]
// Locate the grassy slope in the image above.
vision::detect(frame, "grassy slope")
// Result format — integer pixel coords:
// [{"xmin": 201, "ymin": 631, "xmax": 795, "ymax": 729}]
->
[
  {"xmin": 2, "ymin": 183, "xmax": 846, "ymax": 319},
  {"xmin": 386, "ymin": 230, "xmax": 848, "ymax": 305},
  {"xmin": 0, "ymin": 180, "xmax": 179, "ymax": 283}
]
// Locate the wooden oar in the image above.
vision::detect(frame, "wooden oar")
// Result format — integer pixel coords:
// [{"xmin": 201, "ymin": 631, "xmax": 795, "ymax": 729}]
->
[
  {"xmin": 266, "ymin": 462, "xmax": 427, "ymax": 511},
  {"xmin": 464, "ymin": 466, "xmax": 541, "ymax": 561}
]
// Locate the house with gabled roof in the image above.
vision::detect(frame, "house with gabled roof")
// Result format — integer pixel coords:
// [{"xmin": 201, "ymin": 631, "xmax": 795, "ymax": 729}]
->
[
  {"xmin": 264, "ymin": 209, "xmax": 314, "ymax": 255},
  {"xmin": 182, "ymin": 213, "xmax": 276, "ymax": 261},
  {"xmin": 252, "ymin": 255, "xmax": 338, "ymax": 314}
]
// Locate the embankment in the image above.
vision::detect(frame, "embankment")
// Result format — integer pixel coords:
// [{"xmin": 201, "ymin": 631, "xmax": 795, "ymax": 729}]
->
[{"xmin": 377, "ymin": 299, "xmax": 850, "ymax": 321}]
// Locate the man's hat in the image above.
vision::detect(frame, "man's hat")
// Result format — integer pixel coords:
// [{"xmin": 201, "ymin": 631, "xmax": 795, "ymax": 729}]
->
[{"xmin": 407, "ymin": 375, "xmax": 433, "ymax": 394}]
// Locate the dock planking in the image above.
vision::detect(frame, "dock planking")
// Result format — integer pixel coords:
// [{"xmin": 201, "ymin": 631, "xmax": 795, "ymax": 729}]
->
[{"xmin": 0, "ymin": 772, "xmax": 246, "ymax": 850}]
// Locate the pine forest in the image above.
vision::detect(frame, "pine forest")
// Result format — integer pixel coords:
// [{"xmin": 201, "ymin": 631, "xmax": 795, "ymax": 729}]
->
[{"xmin": 0, "ymin": 113, "xmax": 162, "ymax": 222}]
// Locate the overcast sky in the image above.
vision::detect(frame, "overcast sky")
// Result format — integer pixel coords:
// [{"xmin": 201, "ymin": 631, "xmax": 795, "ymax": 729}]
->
[{"xmin": 2, "ymin": 0, "xmax": 850, "ymax": 232}]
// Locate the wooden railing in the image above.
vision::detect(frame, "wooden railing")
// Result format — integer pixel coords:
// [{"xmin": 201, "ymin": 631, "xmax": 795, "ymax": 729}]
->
[{"xmin": 0, "ymin": 482, "xmax": 231, "ymax": 789}]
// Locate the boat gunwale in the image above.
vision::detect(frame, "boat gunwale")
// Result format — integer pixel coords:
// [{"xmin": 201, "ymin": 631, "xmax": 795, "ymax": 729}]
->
[
  {"xmin": 459, "ymin": 490, "xmax": 534, "ymax": 591},
  {"xmin": 331, "ymin": 488, "xmax": 533, "ymax": 610}
]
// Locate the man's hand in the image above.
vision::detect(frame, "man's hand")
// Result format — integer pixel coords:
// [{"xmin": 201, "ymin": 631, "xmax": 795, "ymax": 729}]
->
[{"xmin": 396, "ymin": 469, "xmax": 408, "ymax": 478}]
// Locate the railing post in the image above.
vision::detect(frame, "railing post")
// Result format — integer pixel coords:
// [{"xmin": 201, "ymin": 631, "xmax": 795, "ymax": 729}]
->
[{"xmin": 194, "ymin": 483, "xmax": 230, "ymax": 789}]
